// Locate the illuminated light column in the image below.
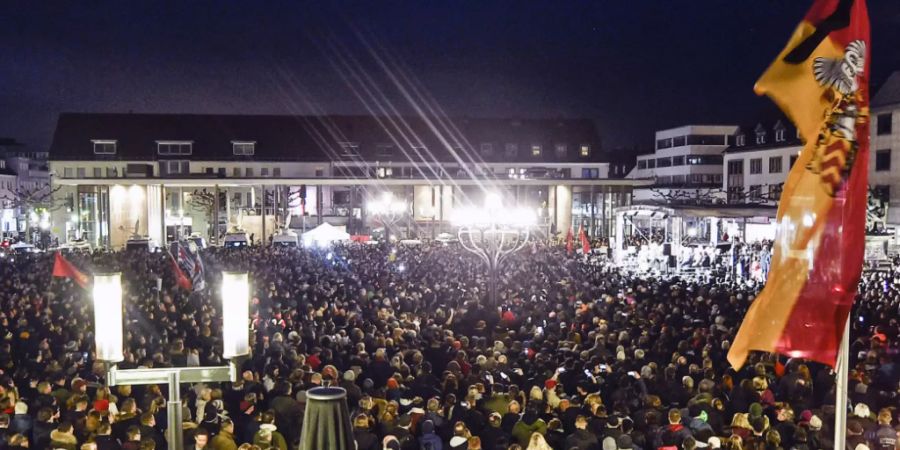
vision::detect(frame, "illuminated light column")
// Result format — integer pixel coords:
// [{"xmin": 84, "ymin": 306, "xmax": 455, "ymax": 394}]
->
[
  {"xmin": 93, "ymin": 273, "xmax": 124, "ymax": 363},
  {"xmin": 221, "ymin": 272, "xmax": 250, "ymax": 359},
  {"xmin": 453, "ymin": 193, "xmax": 535, "ymax": 306}
]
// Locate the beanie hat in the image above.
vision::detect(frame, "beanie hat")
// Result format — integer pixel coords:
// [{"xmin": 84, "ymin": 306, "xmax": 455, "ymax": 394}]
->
[
  {"xmin": 749, "ymin": 402, "xmax": 763, "ymax": 418},
  {"xmin": 809, "ymin": 415, "xmax": 822, "ymax": 431},
  {"xmin": 343, "ymin": 370, "xmax": 356, "ymax": 382},
  {"xmin": 708, "ymin": 437, "xmax": 721, "ymax": 449},
  {"xmin": 617, "ymin": 435, "xmax": 634, "ymax": 449},
  {"xmin": 14, "ymin": 402, "xmax": 27, "ymax": 415}
]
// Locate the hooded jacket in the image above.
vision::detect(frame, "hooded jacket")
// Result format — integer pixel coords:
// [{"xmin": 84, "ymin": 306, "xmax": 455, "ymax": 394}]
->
[{"xmin": 49, "ymin": 429, "xmax": 79, "ymax": 450}]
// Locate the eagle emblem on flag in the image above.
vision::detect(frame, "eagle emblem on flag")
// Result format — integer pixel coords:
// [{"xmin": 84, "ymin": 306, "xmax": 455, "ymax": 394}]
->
[{"xmin": 810, "ymin": 39, "xmax": 868, "ymax": 196}]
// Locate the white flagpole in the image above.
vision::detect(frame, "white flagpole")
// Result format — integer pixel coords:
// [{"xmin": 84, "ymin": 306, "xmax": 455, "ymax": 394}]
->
[{"xmin": 833, "ymin": 315, "xmax": 851, "ymax": 450}]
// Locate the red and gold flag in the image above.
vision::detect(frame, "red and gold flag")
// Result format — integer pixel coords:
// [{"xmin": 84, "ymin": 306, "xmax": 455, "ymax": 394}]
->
[
  {"xmin": 52, "ymin": 252, "xmax": 91, "ymax": 289},
  {"xmin": 728, "ymin": 0, "xmax": 869, "ymax": 368}
]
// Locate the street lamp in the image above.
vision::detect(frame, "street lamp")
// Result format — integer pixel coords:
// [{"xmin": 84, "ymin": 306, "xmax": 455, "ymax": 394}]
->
[
  {"xmin": 452, "ymin": 193, "xmax": 535, "ymax": 306},
  {"xmin": 93, "ymin": 272, "xmax": 250, "ymax": 450},
  {"xmin": 368, "ymin": 192, "xmax": 407, "ymax": 241}
]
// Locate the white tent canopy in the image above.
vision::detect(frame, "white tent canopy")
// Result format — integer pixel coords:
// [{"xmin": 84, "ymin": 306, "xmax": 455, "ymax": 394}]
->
[{"xmin": 302, "ymin": 223, "xmax": 350, "ymax": 247}]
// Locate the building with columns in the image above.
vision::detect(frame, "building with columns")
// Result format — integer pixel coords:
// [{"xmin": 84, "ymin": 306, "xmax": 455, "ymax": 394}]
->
[{"xmin": 48, "ymin": 113, "xmax": 640, "ymax": 249}]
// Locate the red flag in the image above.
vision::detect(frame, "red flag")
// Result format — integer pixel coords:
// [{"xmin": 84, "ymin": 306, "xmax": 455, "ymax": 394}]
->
[
  {"xmin": 578, "ymin": 225, "xmax": 591, "ymax": 255},
  {"xmin": 728, "ymin": 0, "xmax": 870, "ymax": 369},
  {"xmin": 565, "ymin": 227, "xmax": 574, "ymax": 256},
  {"xmin": 52, "ymin": 252, "xmax": 90, "ymax": 289},
  {"xmin": 168, "ymin": 252, "xmax": 193, "ymax": 291}
]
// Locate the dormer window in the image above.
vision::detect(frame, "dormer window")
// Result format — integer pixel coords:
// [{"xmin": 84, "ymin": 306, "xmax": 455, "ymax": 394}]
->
[
  {"xmin": 580, "ymin": 145, "xmax": 590, "ymax": 157},
  {"xmin": 157, "ymin": 141, "xmax": 193, "ymax": 155},
  {"xmin": 756, "ymin": 132, "xmax": 766, "ymax": 144},
  {"xmin": 736, "ymin": 134, "xmax": 746, "ymax": 147},
  {"xmin": 505, "ymin": 143, "xmax": 518, "ymax": 157},
  {"xmin": 92, "ymin": 140, "xmax": 117, "ymax": 155},
  {"xmin": 232, "ymin": 141, "xmax": 255, "ymax": 156},
  {"xmin": 531, "ymin": 144, "xmax": 542, "ymax": 156},
  {"xmin": 775, "ymin": 129, "xmax": 785, "ymax": 142},
  {"xmin": 376, "ymin": 144, "xmax": 394, "ymax": 159},
  {"xmin": 554, "ymin": 144, "xmax": 567, "ymax": 157}
]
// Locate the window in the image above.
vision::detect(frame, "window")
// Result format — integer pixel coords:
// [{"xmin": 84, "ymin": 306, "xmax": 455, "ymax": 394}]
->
[
  {"xmin": 581, "ymin": 168, "xmax": 599, "ymax": 179},
  {"xmin": 672, "ymin": 156, "xmax": 685, "ymax": 166},
  {"xmin": 727, "ymin": 160, "xmax": 744, "ymax": 175},
  {"xmin": 769, "ymin": 183, "xmax": 784, "ymax": 200},
  {"xmin": 106, "ymin": 167, "xmax": 118, "ymax": 177},
  {"xmin": 93, "ymin": 168, "xmax": 102, "ymax": 178},
  {"xmin": 505, "ymin": 143, "xmax": 518, "ymax": 157},
  {"xmin": 273, "ymin": 168, "xmax": 281, "ymax": 177},
  {"xmin": 315, "ymin": 169, "xmax": 324, "ymax": 177},
  {"xmin": 876, "ymin": 149, "xmax": 891, "ymax": 171},
  {"xmin": 531, "ymin": 144, "xmax": 542, "ymax": 156},
  {"xmin": 233, "ymin": 168, "xmax": 241, "ymax": 177},
  {"xmin": 376, "ymin": 167, "xmax": 394, "ymax": 178},
  {"xmin": 245, "ymin": 168, "xmax": 254, "ymax": 177},
  {"xmin": 232, "ymin": 193, "xmax": 242, "ymax": 206},
  {"xmin": 157, "ymin": 141, "xmax": 193, "ymax": 155},
  {"xmin": 686, "ymin": 155, "xmax": 723, "ymax": 165},
  {"xmin": 656, "ymin": 157, "xmax": 672, "ymax": 168},
  {"xmin": 339, "ymin": 142, "xmax": 359, "ymax": 156},
  {"xmin": 656, "ymin": 138, "xmax": 673, "ymax": 150},
  {"xmin": 736, "ymin": 134, "xmax": 746, "ymax": 147},
  {"xmin": 790, "ymin": 155, "xmax": 799, "ymax": 167},
  {"xmin": 874, "ymin": 185, "xmax": 890, "ymax": 203},
  {"xmin": 686, "ymin": 135, "xmax": 727, "ymax": 145},
  {"xmin": 647, "ymin": 159, "xmax": 656, "ymax": 169},
  {"xmin": 92, "ymin": 140, "xmax": 117, "ymax": 155},
  {"xmin": 750, "ymin": 158, "xmax": 763, "ymax": 174},
  {"xmin": 246, "ymin": 192, "xmax": 252, "ymax": 206},
  {"xmin": 580, "ymin": 145, "xmax": 590, "ymax": 157},
  {"xmin": 672, "ymin": 136, "xmax": 686, "ymax": 147},
  {"xmin": 261, "ymin": 168, "xmax": 269, "ymax": 177},
  {"xmin": 76, "ymin": 168, "xmax": 86, "ymax": 178},
  {"xmin": 554, "ymin": 144, "xmax": 567, "ymax": 157},
  {"xmin": 481, "ymin": 143, "xmax": 494, "ymax": 156},
  {"xmin": 877, "ymin": 113, "xmax": 892, "ymax": 135},
  {"xmin": 164, "ymin": 160, "xmax": 189, "ymax": 175},
  {"xmin": 376, "ymin": 144, "xmax": 394, "ymax": 159},
  {"xmin": 232, "ymin": 141, "xmax": 255, "ymax": 156},
  {"xmin": 749, "ymin": 185, "xmax": 762, "ymax": 201},
  {"xmin": 775, "ymin": 129, "xmax": 785, "ymax": 142},
  {"xmin": 756, "ymin": 132, "xmax": 766, "ymax": 145},
  {"xmin": 637, "ymin": 160, "xmax": 647, "ymax": 170},
  {"xmin": 769, "ymin": 156, "xmax": 783, "ymax": 173}
]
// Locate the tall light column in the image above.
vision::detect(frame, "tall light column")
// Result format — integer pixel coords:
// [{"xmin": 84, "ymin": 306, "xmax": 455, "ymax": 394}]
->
[{"xmin": 453, "ymin": 193, "xmax": 535, "ymax": 306}]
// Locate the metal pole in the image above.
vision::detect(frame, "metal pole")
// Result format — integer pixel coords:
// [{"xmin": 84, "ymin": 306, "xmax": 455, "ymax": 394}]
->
[
  {"xmin": 167, "ymin": 371, "xmax": 183, "ymax": 450},
  {"xmin": 833, "ymin": 316, "xmax": 850, "ymax": 450},
  {"xmin": 213, "ymin": 185, "xmax": 220, "ymax": 246}
]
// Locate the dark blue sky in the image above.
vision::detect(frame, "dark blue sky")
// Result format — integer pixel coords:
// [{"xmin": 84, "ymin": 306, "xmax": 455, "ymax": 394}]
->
[{"xmin": 2, "ymin": 1, "xmax": 899, "ymax": 152}]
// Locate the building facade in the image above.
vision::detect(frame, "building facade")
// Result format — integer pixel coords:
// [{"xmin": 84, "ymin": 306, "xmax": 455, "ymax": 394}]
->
[
  {"xmin": 870, "ymin": 71, "xmax": 900, "ymax": 225},
  {"xmin": 628, "ymin": 125, "xmax": 737, "ymax": 204},
  {"xmin": 48, "ymin": 113, "xmax": 639, "ymax": 249},
  {"xmin": 0, "ymin": 138, "xmax": 52, "ymax": 241},
  {"xmin": 722, "ymin": 121, "xmax": 801, "ymax": 205}
]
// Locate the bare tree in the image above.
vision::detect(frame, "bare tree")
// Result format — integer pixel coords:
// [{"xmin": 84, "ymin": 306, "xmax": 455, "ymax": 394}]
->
[
  {"xmin": 650, "ymin": 186, "xmax": 778, "ymax": 206},
  {"xmin": 0, "ymin": 184, "xmax": 62, "ymax": 242},
  {"xmin": 187, "ymin": 189, "xmax": 220, "ymax": 238}
]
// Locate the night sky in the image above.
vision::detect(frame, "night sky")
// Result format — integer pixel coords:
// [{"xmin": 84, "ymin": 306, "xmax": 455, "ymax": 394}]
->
[{"xmin": 2, "ymin": 1, "xmax": 899, "ymax": 153}]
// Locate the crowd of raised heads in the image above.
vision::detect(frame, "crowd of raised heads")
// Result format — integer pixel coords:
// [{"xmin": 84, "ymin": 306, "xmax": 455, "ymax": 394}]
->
[{"xmin": 0, "ymin": 242, "xmax": 896, "ymax": 450}]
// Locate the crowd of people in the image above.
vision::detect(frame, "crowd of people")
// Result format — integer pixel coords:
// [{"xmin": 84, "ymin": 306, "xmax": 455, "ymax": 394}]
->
[{"xmin": 0, "ymin": 242, "xmax": 896, "ymax": 450}]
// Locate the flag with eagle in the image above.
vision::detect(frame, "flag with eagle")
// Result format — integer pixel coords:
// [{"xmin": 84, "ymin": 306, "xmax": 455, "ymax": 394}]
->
[
  {"xmin": 169, "ymin": 241, "xmax": 206, "ymax": 292},
  {"xmin": 728, "ymin": 0, "xmax": 869, "ymax": 369}
]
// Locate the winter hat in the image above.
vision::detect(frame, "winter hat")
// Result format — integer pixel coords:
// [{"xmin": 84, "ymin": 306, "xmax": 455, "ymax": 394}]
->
[
  {"xmin": 799, "ymin": 410, "xmax": 813, "ymax": 424},
  {"xmin": 544, "ymin": 379, "xmax": 558, "ymax": 390},
  {"xmin": 854, "ymin": 403, "xmax": 870, "ymax": 418},
  {"xmin": 854, "ymin": 445, "xmax": 870, "ymax": 450},
  {"xmin": 14, "ymin": 402, "xmax": 27, "ymax": 414},
  {"xmin": 386, "ymin": 378, "xmax": 399, "ymax": 390},
  {"xmin": 809, "ymin": 415, "xmax": 823, "ymax": 431},
  {"xmin": 708, "ymin": 437, "xmax": 722, "ymax": 449},
  {"xmin": 602, "ymin": 436, "xmax": 617, "ymax": 450},
  {"xmin": 749, "ymin": 402, "xmax": 763, "ymax": 419},
  {"xmin": 343, "ymin": 370, "xmax": 356, "ymax": 382}
]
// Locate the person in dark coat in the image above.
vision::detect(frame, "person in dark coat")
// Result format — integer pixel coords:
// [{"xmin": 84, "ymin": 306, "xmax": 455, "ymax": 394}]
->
[
  {"xmin": 565, "ymin": 416, "xmax": 599, "ymax": 450},
  {"xmin": 418, "ymin": 420, "xmax": 443, "ymax": 450},
  {"xmin": 94, "ymin": 422, "xmax": 122, "ymax": 450},
  {"xmin": 352, "ymin": 414, "xmax": 378, "ymax": 450},
  {"xmin": 31, "ymin": 407, "xmax": 55, "ymax": 450},
  {"xmin": 9, "ymin": 404, "xmax": 32, "ymax": 439},
  {"xmin": 268, "ymin": 382, "xmax": 302, "ymax": 446}
]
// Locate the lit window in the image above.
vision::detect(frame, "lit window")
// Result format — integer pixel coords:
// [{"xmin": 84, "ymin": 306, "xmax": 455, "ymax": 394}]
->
[
  {"xmin": 157, "ymin": 141, "xmax": 193, "ymax": 155},
  {"xmin": 580, "ymin": 145, "xmax": 590, "ymax": 157},
  {"xmin": 531, "ymin": 145, "xmax": 542, "ymax": 156},
  {"xmin": 92, "ymin": 140, "xmax": 117, "ymax": 155},
  {"xmin": 232, "ymin": 141, "xmax": 255, "ymax": 156}
]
